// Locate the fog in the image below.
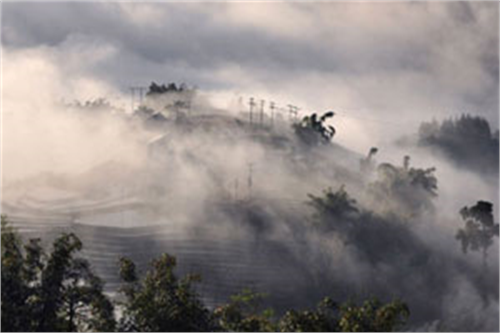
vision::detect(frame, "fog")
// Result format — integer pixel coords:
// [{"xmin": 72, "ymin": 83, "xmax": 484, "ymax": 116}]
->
[{"xmin": 1, "ymin": 2, "xmax": 499, "ymax": 332}]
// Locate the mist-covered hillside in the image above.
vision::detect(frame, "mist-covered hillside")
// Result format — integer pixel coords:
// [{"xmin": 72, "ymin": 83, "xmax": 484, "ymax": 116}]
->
[
  {"xmin": 2, "ymin": 2, "xmax": 499, "ymax": 331},
  {"xmin": 2, "ymin": 83, "xmax": 498, "ymax": 331},
  {"xmin": 418, "ymin": 115, "xmax": 499, "ymax": 176}
]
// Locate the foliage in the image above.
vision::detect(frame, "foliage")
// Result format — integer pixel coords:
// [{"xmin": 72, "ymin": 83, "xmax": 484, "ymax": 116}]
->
[
  {"xmin": 117, "ymin": 254, "xmax": 215, "ymax": 332},
  {"xmin": 71, "ymin": 98, "xmax": 113, "ymax": 111},
  {"xmin": 147, "ymin": 82, "xmax": 189, "ymax": 95},
  {"xmin": 214, "ymin": 290, "xmax": 409, "ymax": 332},
  {"xmin": 1, "ymin": 215, "xmax": 31, "ymax": 332},
  {"xmin": 418, "ymin": 115, "xmax": 499, "ymax": 175},
  {"xmin": 293, "ymin": 111, "xmax": 336, "ymax": 146},
  {"xmin": 278, "ymin": 297, "xmax": 339, "ymax": 331},
  {"xmin": 2, "ymin": 215, "xmax": 411, "ymax": 332},
  {"xmin": 456, "ymin": 201, "xmax": 499, "ymax": 264},
  {"xmin": 1, "ymin": 216, "xmax": 115, "ymax": 332},
  {"xmin": 368, "ymin": 156, "xmax": 437, "ymax": 218},
  {"xmin": 306, "ymin": 186, "xmax": 430, "ymax": 265},
  {"xmin": 278, "ymin": 297, "xmax": 409, "ymax": 332},
  {"xmin": 214, "ymin": 289, "xmax": 276, "ymax": 332},
  {"xmin": 359, "ymin": 147, "xmax": 379, "ymax": 173},
  {"xmin": 337, "ymin": 299, "xmax": 409, "ymax": 332},
  {"xmin": 307, "ymin": 185, "xmax": 359, "ymax": 232}
]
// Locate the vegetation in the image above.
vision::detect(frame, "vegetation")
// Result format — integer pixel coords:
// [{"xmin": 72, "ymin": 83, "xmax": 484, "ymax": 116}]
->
[
  {"xmin": 306, "ymin": 186, "xmax": 431, "ymax": 265},
  {"xmin": 367, "ymin": 156, "xmax": 437, "ymax": 218},
  {"xmin": 1, "ymin": 215, "xmax": 115, "ymax": 332},
  {"xmin": 117, "ymin": 254, "xmax": 215, "ymax": 331},
  {"xmin": 214, "ymin": 289, "xmax": 409, "ymax": 332},
  {"xmin": 2, "ymin": 215, "xmax": 411, "ymax": 332},
  {"xmin": 147, "ymin": 82, "xmax": 190, "ymax": 95},
  {"xmin": 359, "ymin": 147, "xmax": 378, "ymax": 173},
  {"xmin": 418, "ymin": 115, "xmax": 499, "ymax": 175},
  {"xmin": 293, "ymin": 111, "xmax": 336, "ymax": 146},
  {"xmin": 456, "ymin": 201, "xmax": 499, "ymax": 267},
  {"xmin": 213, "ymin": 289, "xmax": 275, "ymax": 331},
  {"xmin": 307, "ymin": 185, "xmax": 359, "ymax": 233}
]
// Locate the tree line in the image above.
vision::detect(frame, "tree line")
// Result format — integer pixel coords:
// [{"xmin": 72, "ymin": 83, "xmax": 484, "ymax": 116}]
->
[{"xmin": 1, "ymin": 215, "xmax": 410, "ymax": 332}]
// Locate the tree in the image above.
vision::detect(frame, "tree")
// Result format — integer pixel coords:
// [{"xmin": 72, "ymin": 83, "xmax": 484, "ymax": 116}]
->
[
  {"xmin": 279, "ymin": 297, "xmax": 409, "ymax": 332},
  {"xmin": 1, "ymin": 216, "xmax": 115, "ymax": 332},
  {"xmin": 367, "ymin": 156, "xmax": 437, "ymax": 218},
  {"xmin": 278, "ymin": 297, "xmax": 338, "ymax": 332},
  {"xmin": 147, "ymin": 81, "xmax": 188, "ymax": 95},
  {"xmin": 456, "ymin": 201, "xmax": 499, "ymax": 267},
  {"xmin": 3, "ymin": 216, "xmax": 412, "ymax": 332},
  {"xmin": 359, "ymin": 147, "xmax": 378, "ymax": 174},
  {"xmin": 117, "ymin": 254, "xmax": 215, "ymax": 332},
  {"xmin": 337, "ymin": 299, "xmax": 409, "ymax": 332},
  {"xmin": 307, "ymin": 185, "xmax": 359, "ymax": 232},
  {"xmin": 418, "ymin": 115, "xmax": 499, "ymax": 175},
  {"xmin": 293, "ymin": 111, "xmax": 336, "ymax": 146},
  {"xmin": 306, "ymin": 185, "xmax": 428, "ymax": 266},
  {"xmin": 1, "ymin": 215, "xmax": 32, "ymax": 332},
  {"xmin": 213, "ymin": 288, "xmax": 276, "ymax": 332}
]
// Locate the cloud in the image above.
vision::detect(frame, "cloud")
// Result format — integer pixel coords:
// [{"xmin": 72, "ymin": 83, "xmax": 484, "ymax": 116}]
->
[{"xmin": 1, "ymin": 1, "xmax": 498, "ymax": 162}]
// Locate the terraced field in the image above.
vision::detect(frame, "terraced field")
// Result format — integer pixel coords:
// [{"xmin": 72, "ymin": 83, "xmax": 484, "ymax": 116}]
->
[{"xmin": 2, "ymin": 192, "xmax": 310, "ymax": 309}]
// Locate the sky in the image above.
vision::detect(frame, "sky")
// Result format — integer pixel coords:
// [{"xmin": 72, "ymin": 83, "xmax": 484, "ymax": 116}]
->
[{"xmin": 1, "ymin": 1, "xmax": 499, "ymax": 152}]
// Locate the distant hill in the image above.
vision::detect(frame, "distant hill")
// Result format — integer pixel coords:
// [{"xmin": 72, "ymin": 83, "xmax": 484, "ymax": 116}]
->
[{"xmin": 418, "ymin": 114, "xmax": 499, "ymax": 175}]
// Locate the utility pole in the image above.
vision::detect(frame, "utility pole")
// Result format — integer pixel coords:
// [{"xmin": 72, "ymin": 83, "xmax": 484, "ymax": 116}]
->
[
  {"xmin": 130, "ymin": 86, "xmax": 146, "ymax": 112},
  {"xmin": 259, "ymin": 100, "xmax": 265, "ymax": 127},
  {"xmin": 249, "ymin": 97, "xmax": 255, "ymax": 126},
  {"xmin": 287, "ymin": 104, "xmax": 299, "ymax": 122},
  {"xmin": 269, "ymin": 101, "xmax": 275, "ymax": 128}
]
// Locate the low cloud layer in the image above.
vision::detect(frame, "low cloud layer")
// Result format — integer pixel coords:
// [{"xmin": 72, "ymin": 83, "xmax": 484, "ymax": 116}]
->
[{"xmin": 2, "ymin": 2, "xmax": 498, "ymax": 151}]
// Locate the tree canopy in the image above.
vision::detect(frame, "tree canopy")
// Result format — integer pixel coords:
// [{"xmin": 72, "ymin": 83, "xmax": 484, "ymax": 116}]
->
[
  {"xmin": 456, "ymin": 201, "xmax": 499, "ymax": 266},
  {"xmin": 367, "ymin": 156, "xmax": 437, "ymax": 218},
  {"xmin": 2, "ymin": 215, "xmax": 412, "ymax": 332},
  {"xmin": 418, "ymin": 115, "xmax": 499, "ymax": 175},
  {"xmin": 293, "ymin": 111, "xmax": 336, "ymax": 146},
  {"xmin": 117, "ymin": 254, "xmax": 215, "ymax": 332},
  {"xmin": 1, "ymin": 216, "xmax": 115, "ymax": 332}
]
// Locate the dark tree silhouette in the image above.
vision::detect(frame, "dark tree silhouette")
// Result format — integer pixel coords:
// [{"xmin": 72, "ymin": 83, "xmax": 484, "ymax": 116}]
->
[
  {"xmin": 293, "ymin": 111, "xmax": 336, "ymax": 146},
  {"xmin": 117, "ymin": 254, "xmax": 215, "ymax": 332},
  {"xmin": 360, "ymin": 147, "xmax": 379, "ymax": 173},
  {"xmin": 456, "ymin": 201, "xmax": 499, "ymax": 267},
  {"xmin": 1, "ymin": 216, "xmax": 115, "ymax": 332},
  {"xmin": 214, "ymin": 288, "xmax": 410, "ymax": 332},
  {"xmin": 279, "ymin": 297, "xmax": 409, "ymax": 332},
  {"xmin": 336, "ymin": 299, "xmax": 409, "ymax": 332},
  {"xmin": 214, "ymin": 289, "xmax": 276, "ymax": 332},
  {"xmin": 147, "ymin": 81, "xmax": 188, "ymax": 95},
  {"xmin": 307, "ymin": 185, "xmax": 359, "ymax": 233},
  {"xmin": 418, "ymin": 115, "xmax": 499, "ymax": 175}
]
